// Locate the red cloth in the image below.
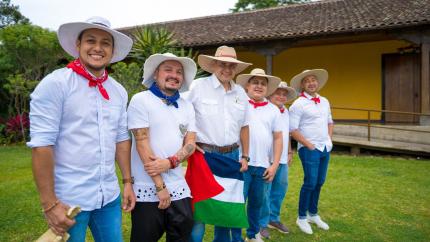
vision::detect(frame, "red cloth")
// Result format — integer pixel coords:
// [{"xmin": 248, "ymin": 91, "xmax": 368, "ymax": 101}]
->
[
  {"xmin": 300, "ymin": 92, "xmax": 320, "ymax": 104},
  {"xmin": 185, "ymin": 151, "xmax": 224, "ymax": 209},
  {"xmin": 279, "ymin": 107, "xmax": 285, "ymax": 113},
  {"xmin": 67, "ymin": 59, "xmax": 110, "ymax": 100},
  {"xmin": 248, "ymin": 99, "xmax": 268, "ymax": 108}
]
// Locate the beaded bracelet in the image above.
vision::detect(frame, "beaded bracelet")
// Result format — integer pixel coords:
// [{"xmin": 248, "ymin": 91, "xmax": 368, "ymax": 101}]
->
[
  {"xmin": 42, "ymin": 199, "xmax": 60, "ymax": 213},
  {"xmin": 168, "ymin": 155, "xmax": 180, "ymax": 169}
]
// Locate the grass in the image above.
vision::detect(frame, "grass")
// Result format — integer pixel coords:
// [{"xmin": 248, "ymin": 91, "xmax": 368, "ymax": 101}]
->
[{"xmin": 0, "ymin": 145, "xmax": 429, "ymax": 241}]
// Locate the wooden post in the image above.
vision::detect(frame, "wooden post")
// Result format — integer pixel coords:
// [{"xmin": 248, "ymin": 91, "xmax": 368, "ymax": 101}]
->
[
  {"xmin": 421, "ymin": 42, "xmax": 430, "ymax": 125},
  {"xmin": 368, "ymin": 111, "xmax": 371, "ymax": 141},
  {"xmin": 266, "ymin": 54, "xmax": 273, "ymax": 75}
]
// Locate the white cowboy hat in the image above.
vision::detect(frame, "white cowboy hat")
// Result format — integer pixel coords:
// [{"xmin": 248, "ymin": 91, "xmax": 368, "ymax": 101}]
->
[
  {"xmin": 198, "ymin": 45, "xmax": 252, "ymax": 74},
  {"xmin": 272, "ymin": 82, "xmax": 297, "ymax": 102},
  {"xmin": 290, "ymin": 69, "xmax": 328, "ymax": 92},
  {"xmin": 236, "ymin": 68, "xmax": 281, "ymax": 97},
  {"xmin": 142, "ymin": 53, "xmax": 197, "ymax": 93},
  {"xmin": 57, "ymin": 16, "xmax": 133, "ymax": 63}
]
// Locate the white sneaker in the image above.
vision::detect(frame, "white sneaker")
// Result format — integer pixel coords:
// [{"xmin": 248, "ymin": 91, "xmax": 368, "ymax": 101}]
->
[
  {"xmin": 296, "ymin": 217, "xmax": 313, "ymax": 234},
  {"xmin": 245, "ymin": 232, "xmax": 265, "ymax": 242},
  {"xmin": 307, "ymin": 215, "xmax": 330, "ymax": 230}
]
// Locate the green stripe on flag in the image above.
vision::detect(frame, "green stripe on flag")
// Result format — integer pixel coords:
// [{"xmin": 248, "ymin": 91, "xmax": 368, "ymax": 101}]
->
[{"xmin": 194, "ymin": 198, "xmax": 249, "ymax": 228}]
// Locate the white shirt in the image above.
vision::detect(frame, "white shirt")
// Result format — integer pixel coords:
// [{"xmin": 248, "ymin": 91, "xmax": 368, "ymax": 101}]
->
[
  {"xmin": 289, "ymin": 92, "xmax": 334, "ymax": 152},
  {"xmin": 271, "ymin": 108, "xmax": 290, "ymax": 165},
  {"xmin": 186, "ymin": 74, "xmax": 250, "ymax": 146},
  {"xmin": 27, "ymin": 67, "xmax": 130, "ymax": 211},
  {"xmin": 128, "ymin": 91, "xmax": 196, "ymax": 202},
  {"xmin": 248, "ymin": 100, "xmax": 283, "ymax": 168}
]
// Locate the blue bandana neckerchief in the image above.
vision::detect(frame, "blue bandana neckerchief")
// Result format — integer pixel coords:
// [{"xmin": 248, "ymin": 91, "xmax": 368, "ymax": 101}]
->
[{"xmin": 149, "ymin": 82, "xmax": 180, "ymax": 108}]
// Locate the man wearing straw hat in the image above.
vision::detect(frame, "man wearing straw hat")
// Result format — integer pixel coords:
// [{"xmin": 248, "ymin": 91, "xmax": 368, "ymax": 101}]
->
[
  {"xmin": 289, "ymin": 69, "xmax": 333, "ymax": 235},
  {"xmin": 186, "ymin": 45, "xmax": 252, "ymax": 242},
  {"xmin": 259, "ymin": 82, "xmax": 297, "ymax": 239},
  {"xmin": 236, "ymin": 68, "xmax": 283, "ymax": 242},
  {"xmin": 27, "ymin": 16, "xmax": 135, "ymax": 241},
  {"xmin": 128, "ymin": 53, "xmax": 197, "ymax": 241}
]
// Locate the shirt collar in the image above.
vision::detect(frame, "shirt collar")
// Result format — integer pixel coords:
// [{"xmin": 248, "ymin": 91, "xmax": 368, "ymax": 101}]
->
[{"xmin": 302, "ymin": 91, "xmax": 319, "ymax": 99}]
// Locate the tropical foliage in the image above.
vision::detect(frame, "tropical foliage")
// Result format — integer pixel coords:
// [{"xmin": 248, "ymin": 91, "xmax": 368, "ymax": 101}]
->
[{"xmin": 230, "ymin": 0, "xmax": 311, "ymax": 12}]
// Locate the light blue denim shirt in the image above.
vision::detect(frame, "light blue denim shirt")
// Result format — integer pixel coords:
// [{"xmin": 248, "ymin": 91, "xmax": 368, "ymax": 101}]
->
[{"xmin": 27, "ymin": 67, "xmax": 130, "ymax": 211}]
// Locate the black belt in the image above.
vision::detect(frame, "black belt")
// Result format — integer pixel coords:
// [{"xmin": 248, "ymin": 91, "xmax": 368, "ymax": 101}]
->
[{"xmin": 196, "ymin": 142, "xmax": 239, "ymax": 154}]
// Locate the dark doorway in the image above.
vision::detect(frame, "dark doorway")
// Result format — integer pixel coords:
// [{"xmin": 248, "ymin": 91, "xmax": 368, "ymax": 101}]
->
[{"xmin": 382, "ymin": 53, "xmax": 421, "ymax": 123}]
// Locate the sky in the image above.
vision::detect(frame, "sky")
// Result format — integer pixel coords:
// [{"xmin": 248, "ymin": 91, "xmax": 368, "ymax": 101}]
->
[{"xmin": 11, "ymin": 0, "xmax": 238, "ymax": 31}]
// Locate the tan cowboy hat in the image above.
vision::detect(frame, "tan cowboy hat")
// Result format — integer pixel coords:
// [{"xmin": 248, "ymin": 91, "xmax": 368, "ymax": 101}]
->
[
  {"xmin": 290, "ymin": 69, "xmax": 328, "ymax": 92},
  {"xmin": 236, "ymin": 68, "xmax": 281, "ymax": 97},
  {"xmin": 58, "ymin": 16, "xmax": 133, "ymax": 63},
  {"xmin": 198, "ymin": 45, "xmax": 252, "ymax": 74},
  {"xmin": 142, "ymin": 53, "xmax": 197, "ymax": 93},
  {"xmin": 272, "ymin": 82, "xmax": 297, "ymax": 102}
]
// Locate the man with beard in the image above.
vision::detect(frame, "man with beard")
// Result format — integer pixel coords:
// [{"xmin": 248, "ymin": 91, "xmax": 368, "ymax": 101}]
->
[
  {"xmin": 28, "ymin": 17, "xmax": 135, "ymax": 242},
  {"xmin": 128, "ymin": 53, "xmax": 197, "ymax": 241}
]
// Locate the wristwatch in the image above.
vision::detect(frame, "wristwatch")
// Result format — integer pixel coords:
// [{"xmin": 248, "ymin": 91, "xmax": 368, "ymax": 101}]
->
[
  {"xmin": 122, "ymin": 177, "xmax": 134, "ymax": 184},
  {"xmin": 156, "ymin": 183, "xmax": 166, "ymax": 193},
  {"xmin": 241, "ymin": 155, "xmax": 250, "ymax": 162}
]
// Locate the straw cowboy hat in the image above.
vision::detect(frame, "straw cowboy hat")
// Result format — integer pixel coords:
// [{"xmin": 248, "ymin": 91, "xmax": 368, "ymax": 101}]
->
[
  {"xmin": 58, "ymin": 16, "xmax": 133, "ymax": 63},
  {"xmin": 142, "ymin": 53, "xmax": 197, "ymax": 93},
  {"xmin": 198, "ymin": 45, "xmax": 252, "ymax": 74},
  {"xmin": 290, "ymin": 69, "xmax": 328, "ymax": 92},
  {"xmin": 236, "ymin": 68, "xmax": 281, "ymax": 97},
  {"xmin": 273, "ymin": 82, "xmax": 297, "ymax": 102}
]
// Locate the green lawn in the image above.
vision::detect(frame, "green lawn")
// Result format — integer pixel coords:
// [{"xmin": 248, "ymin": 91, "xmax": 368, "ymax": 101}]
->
[{"xmin": 0, "ymin": 145, "xmax": 429, "ymax": 241}]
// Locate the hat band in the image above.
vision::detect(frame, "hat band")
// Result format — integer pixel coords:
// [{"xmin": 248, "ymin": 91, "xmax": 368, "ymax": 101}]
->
[
  {"xmin": 91, "ymin": 21, "xmax": 109, "ymax": 28},
  {"xmin": 216, "ymin": 54, "xmax": 237, "ymax": 59}
]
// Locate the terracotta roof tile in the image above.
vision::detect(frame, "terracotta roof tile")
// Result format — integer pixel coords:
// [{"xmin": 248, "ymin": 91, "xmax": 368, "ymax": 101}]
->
[{"xmin": 119, "ymin": 0, "xmax": 430, "ymax": 47}]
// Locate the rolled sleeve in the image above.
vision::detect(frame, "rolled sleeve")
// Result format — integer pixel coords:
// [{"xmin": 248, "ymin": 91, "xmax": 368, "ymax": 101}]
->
[
  {"xmin": 288, "ymin": 102, "xmax": 302, "ymax": 132},
  {"xmin": 127, "ymin": 94, "xmax": 149, "ymax": 130},
  {"xmin": 187, "ymin": 103, "xmax": 197, "ymax": 133},
  {"xmin": 27, "ymin": 75, "xmax": 63, "ymax": 148},
  {"xmin": 116, "ymin": 99, "xmax": 130, "ymax": 143}
]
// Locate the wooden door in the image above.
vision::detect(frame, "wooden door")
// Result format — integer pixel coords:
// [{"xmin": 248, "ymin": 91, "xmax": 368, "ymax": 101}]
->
[{"xmin": 383, "ymin": 53, "xmax": 421, "ymax": 123}]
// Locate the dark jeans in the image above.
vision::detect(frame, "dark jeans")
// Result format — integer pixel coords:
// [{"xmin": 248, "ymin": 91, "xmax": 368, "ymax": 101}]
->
[
  {"xmin": 131, "ymin": 197, "xmax": 193, "ymax": 242},
  {"xmin": 298, "ymin": 147, "xmax": 330, "ymax": 218}
]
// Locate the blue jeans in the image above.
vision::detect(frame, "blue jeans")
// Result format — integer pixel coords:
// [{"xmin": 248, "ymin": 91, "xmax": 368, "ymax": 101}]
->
[
  {"xmin": 232, "ymin": 166, "xmax": 269, "ymax": 239},
  {"xmin": 68, "ymin": 195, "xmax": 122, "ymax": 242},
  {"xmin": 259, "ymin": 163, "xmax": 289, "ymax": 227},
  {"xmin": 298, "ymin": 147, "xmax": 330, "ymax": 218},
  {"xmin": 189, "ymin": 149, "xmax": 243, "ymax": 242}
]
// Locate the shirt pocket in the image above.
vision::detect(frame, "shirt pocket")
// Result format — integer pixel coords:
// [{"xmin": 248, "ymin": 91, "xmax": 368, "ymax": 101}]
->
[
  {"xmin": 231, "ymin": 102, "xmax": 246, "ymax": 124},
  {"xmin": 200, "ymin": 98, "xmax": 218, "ymax": 116}
]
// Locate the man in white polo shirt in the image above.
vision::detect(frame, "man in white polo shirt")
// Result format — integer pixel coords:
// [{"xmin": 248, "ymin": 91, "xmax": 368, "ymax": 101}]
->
[
  {"xmin": 289, "ymin": 69, "xmax": 333, "ymax": 235},
  {"xmin": 186, "ymin": 45, "xmax": 252, "ymax": 242},
  {"xmin": 28, "ymin": 17, "xmax": 135, "ymax": 242},
  {"xmin": 236, "ymin": 68, "xmax": 283, "ymax": 242},
  {"xmin": 128, "ymin": 53, "xmax": 197, "ymax": 241},
  {"xmin": 259, "ymin": 82, "xmax": 297, "ymax": 239}
]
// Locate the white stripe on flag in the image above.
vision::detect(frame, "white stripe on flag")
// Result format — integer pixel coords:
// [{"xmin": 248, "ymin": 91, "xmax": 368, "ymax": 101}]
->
[{"xmin": 212, "ymin": 175, "xmax": 245, "ymax": 203}]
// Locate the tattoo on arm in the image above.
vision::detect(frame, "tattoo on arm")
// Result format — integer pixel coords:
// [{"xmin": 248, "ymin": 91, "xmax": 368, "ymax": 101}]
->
[
  {"xmin": 132, "ymin": 128, "xmax": 149, "ymax": 141},
  {"xmin": 176, "ymin": 143, "xmax": 195, "ymax": 161}
]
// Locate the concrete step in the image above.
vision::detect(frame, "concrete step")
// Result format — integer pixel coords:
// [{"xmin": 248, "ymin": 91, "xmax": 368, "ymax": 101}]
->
[{"xmin": 333, "ymin": 124, "xmax": 430, "ymax": 145}]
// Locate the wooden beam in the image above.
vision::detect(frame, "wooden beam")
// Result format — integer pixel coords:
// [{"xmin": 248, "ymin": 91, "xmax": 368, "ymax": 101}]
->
[{"xmin": 421, "ymin": 42, "xmax": 430, "ymax": 125}]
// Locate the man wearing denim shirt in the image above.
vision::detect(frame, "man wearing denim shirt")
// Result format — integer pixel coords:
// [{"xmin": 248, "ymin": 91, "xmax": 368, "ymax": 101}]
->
[
  {"xmin": 27, "ymin": 17, "xmax": 135, "ymax": 241},
  {"xmin": 289, "ymin": 69, "xmax": 333, "ymax": 235}
]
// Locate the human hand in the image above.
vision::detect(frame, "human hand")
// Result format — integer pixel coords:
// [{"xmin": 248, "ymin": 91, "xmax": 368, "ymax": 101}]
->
[
  {"xmin": 43, "ymin": 201, "xmax": 75, "ymax": 236},
  {"xmin": 239, "ymin": 158, "xmax": 248, "ymax": 172},
  {"xmin": 263, "ymin": 164, "xmax": 279, "ymax": 182},
  {"xmin": 287, "ymin": 152, "xmax": 293, "ymax": 167},
  {"xmin": 144, "ymin": 156, "xmax": 170, "ymax": 176},
  {"xmin": 157, "ymin": 188, "xmax": 171, "ymax": 209},
  {"xmin": 122, "ymin": 183, "xmax": 136, "ymax": 212}
]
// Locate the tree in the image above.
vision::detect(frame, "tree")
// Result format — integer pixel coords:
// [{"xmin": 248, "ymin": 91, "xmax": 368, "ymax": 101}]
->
[
  {"xmin": 0, "ymin": 0, "xmax": 30, "ymax": 28},
  {"xmin": 230, "ymin": 0, "xmax": 311, "ymax": 12}
]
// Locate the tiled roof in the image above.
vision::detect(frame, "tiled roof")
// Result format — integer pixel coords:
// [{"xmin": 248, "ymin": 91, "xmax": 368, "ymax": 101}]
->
[{"xmin": 119, "ymin": 0, "xmax": 430, "ymax": 47}]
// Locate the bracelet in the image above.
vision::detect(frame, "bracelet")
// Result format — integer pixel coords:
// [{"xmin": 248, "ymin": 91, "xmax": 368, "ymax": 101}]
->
[
  {"xmin": 168, "ymin": 155, "xmax": 180, "ymax": 169},
  {"xmin": 122, "ymin": 177, "xmax": 134, "ymax": 184},
  {"xmin": 42, "ymin": 199, "xmax": 60, "ymax": 213},
  {"xmin": 156, "ymin": 183, "xmax": 166, "ymax": 193},
  {"xmin": 241, "ymin": 155, "xmax": 250, "ymax": 162}
]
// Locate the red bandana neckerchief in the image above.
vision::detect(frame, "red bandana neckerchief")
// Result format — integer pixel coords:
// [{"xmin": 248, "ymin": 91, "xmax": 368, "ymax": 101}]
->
[
  {"xmin": 67, "ymin": 59, "xmax": 110, "ymax": 100},
  {"xmin": 249, "ymin": 99, "xmax": 268, "ymax": 109},
  {"xmin": 300, "ymin": 92, "xmax": 320, "ymax": 104},
  {"xmin": 279, "ymin": 107, "xmax": 285, "ymax": 113}
]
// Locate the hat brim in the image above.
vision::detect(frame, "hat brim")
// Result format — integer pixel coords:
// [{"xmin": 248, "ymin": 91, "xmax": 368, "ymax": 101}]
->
[
  {"xmin": 274, "ymin": 85, "xmax": 297, "ymax": 102},
  {"xmin": 290, "ymin": 69, "xmax": 328, "ymax": 93},
  {"xmin": 236, "ymin": 73, "xmax": 281, "ymax": 97},
  {"xmin": 142, "ymin": 54, "xmax": 197, "ymax": 93},
  {"xmin": 198, "ymin": 55, "xmax": 251, "ymax": 74},
  {"xmin": 58, "ymin": 22, "xmax": 133, "ymax": 63}
]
